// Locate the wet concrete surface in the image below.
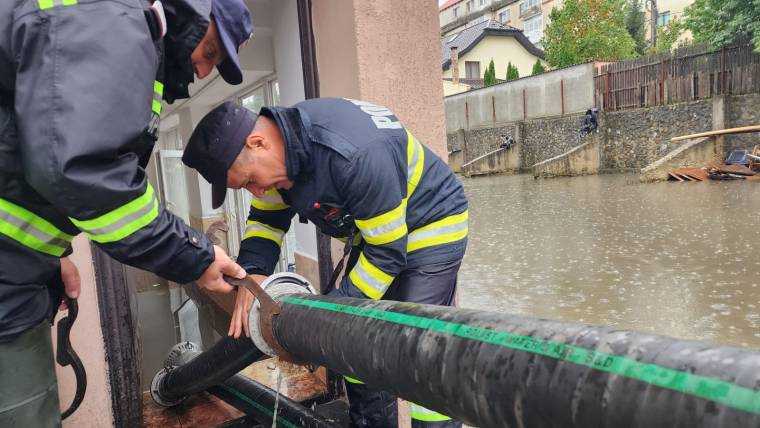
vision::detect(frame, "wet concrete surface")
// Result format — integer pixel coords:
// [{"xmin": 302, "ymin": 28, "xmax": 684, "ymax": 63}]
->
[{"xmin": 458, "ymin": 174, "xmax": 760, "ymax": 349}]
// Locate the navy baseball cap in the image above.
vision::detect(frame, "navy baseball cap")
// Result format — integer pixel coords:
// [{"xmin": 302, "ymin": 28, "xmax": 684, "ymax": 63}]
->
[
  {"xmin": 182, "ymin": 102, "xmax": 258, "ymax": 209},
  {"xmin": 211, "ymin": 0, "xmax": 253, "ymax": 85}
]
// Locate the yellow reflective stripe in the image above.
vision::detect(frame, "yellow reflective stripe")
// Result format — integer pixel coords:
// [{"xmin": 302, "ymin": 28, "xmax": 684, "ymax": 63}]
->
[
  {"xmin": 343, "ymin": 375, "xmax": 364, "ymax": 385},
  {"xmin": 154, "ymin": 81, "xmax": 164, "ymax": 96},
  {"xmin": 355, "ymin": 200, "xmax": 407, "ymax": 246},
  {"xmin": 70, "ymin": 185, "xmax": 159, "ymax": 243},
  {"xmin": 409, "ymin": 403, "xmax": 452, "ymax": 422},
  {"xmin": 0, "ymin": 198, "xmax": 74, "ymax": 257},
  {"xmin": 406, "ymin": 130, "xmax": 424, "ymax": 198},
  {"xmin": 152, "ymin": 81, "xmax": 163, "ymax": 115},
  {"xmin": 38, "ymin": 0, "xmax": 77, "ymax": 10},
  {"xmin": 348, "ymin": 252, "xmax": 393, "ymax": 300},
  {"xmin": 243, "ymin": 221, "xmax": 285, "ymax": 246},
  {"xmin": 251, "ymin": 188, "xmax": 289, "ymax": 211},
  {"xmin": 407, "ymin": 210, "xmax": 468, "ymax": 253}
]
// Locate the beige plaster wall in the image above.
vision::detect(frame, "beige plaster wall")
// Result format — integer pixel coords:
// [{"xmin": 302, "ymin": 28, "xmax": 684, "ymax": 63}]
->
[
  {"xmin": 54, "ymin": 235, "xmax": 113, "ymax": 427},
  {"xmin": 443, "ymin": 79, "xmax": 472, "ymax": 96},
  {"xmin": 442, "ymin": 35, "xmax": 543, "ymax": 81},
  {"xmin": 313, "ymin": 0, "xmax": 448, "ymax": 160}
]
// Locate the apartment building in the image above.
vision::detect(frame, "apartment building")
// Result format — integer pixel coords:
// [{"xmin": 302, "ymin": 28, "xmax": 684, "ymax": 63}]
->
[{"xmin": 440, "ymin": 0, "xmax": 564, "ymax": 48}]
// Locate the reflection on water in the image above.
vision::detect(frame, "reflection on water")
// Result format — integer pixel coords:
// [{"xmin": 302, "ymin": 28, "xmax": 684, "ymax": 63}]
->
[{"xmin": 458, "ymin": 174, "xmax": 760, "ymax": 349}]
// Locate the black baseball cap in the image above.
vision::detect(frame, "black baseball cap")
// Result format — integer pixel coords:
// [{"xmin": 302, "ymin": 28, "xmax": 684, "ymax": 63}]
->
[
  {"xmin": 212, "ymin": 0, "xmax": 253, "ymax": 85},
  {"xmin": 182, "ymin": 102, "xmax": 258, "ymax": 209}
]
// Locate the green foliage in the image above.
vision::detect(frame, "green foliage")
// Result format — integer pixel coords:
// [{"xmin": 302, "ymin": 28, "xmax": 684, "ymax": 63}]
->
[
  {"xmin": 530, "ymin": 59, "xmax": 546, "ymax": 75},
  {"xmin": 624, "ymin": 0, "xmax": 647, "ymax": 55},
  {"xmin": 684, "ymin": 0, "xmax": 760, "ymax": 52},
  {"xmin": 507, "ymin": 62, "xmax": 520, "ymax": 80},
  {"xmin": 649, "ymin": 18, "xmax": 685, "ymax": 54},
  {"xmin": 483, "ymin": 59, "xmax": 497, "ymax": 87},
  {"xmin": 543, "ymin": 0, "xmax": 637, "ymax": 68}
]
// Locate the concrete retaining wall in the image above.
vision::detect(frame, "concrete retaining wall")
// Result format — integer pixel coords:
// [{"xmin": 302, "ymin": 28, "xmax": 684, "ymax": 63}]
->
[
  {"xmin": 640, "ymin": 137, "xmax": 720, "ymax": 182},
  {"xmin": 532, "ymin": 137, "xmax": 601, "ymax": 178},
  {"xmin": 462, "ymin": 145, "xmax": 520, "ymax": 176},
  {"xmin": 444, "ymin": 63, "xmax": 596, "ymax": 133}
]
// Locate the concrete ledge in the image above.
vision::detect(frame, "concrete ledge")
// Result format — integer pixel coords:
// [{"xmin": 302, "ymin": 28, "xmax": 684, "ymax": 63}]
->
[
  {"xmin": 640, "ymin": 136, "xmax": 720, "ymax": 182},
  {"xmin": 461, "ymin": 145, "xmax": 520, "ymax": 177},
  {"xmin": 532, "ymin": 138, "xmax": 600, "ymax": 178}
]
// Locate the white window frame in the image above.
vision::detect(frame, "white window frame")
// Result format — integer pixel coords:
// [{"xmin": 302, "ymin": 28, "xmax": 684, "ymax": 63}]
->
[
  {"xmin": 519, "ymin": 0, "xmax": 540, "ymax": 16},
  {"xmin": 498, "ymin": 9, "xmax": 510, "ymax": 23},
  {"xmin": 523, "ymin": 13, "xmax": 543, "ymax": 45}
]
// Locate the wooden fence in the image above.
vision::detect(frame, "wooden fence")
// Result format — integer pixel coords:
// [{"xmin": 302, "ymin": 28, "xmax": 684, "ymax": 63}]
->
[{"xmin": 594, "ymin": 44, "xmax": 760, "ymax": 111}]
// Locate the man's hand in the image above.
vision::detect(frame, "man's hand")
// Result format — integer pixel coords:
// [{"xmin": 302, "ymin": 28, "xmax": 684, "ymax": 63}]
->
[
  {"xmin": 229, "ymin": 274, "xmax": 267, "ymax": 338},
  {"xmin": 197, "ymin": 245, "xmax": 247, "ymax": 294},
  {"xmin": 59, "ymin": 257, "xmax": 81, "ymax": 311}
]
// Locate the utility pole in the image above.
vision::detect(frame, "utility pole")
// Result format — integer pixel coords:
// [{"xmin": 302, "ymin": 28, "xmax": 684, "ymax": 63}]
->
[{"xmin": 649, "ymin": 0, "xmax": 658, "ymax": 48}]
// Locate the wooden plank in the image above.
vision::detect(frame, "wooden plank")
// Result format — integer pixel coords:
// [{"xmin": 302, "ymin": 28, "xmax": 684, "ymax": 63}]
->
[{"xmin": 671, "ymin": 125, "xmax": 760, "ymax": 142}]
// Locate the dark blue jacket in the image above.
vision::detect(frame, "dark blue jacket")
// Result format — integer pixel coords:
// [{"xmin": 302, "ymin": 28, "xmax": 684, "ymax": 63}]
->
[{"xmin": 237, "ymin": 98, "xmax": 468, "ymax": 299}]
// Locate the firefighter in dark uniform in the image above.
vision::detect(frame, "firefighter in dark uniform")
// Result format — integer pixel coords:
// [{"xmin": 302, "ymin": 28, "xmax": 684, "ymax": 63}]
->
[
  {"xmin": 183, "ymin": 99, "xmax": 468, "ymax": 427},
  {"xmin": 0, "ymin": 0, "xmax": 252, "ymax": 425}
]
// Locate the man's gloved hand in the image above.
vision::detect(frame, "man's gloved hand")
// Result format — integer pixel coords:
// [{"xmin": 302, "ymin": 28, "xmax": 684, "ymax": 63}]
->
[
  {"xmin": 228, "ymin": 274, "xmax": 267, "ymax": 338},
  {"xmin": 59, "ymin": 257, "xmax": 81, "ymax": 311},
  {"xmin": 197, "ymin": 245, "xmax": 246, "ymax": 294}
]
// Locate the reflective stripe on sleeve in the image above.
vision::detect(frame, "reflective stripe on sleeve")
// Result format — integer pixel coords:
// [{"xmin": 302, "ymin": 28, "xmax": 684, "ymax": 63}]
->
[
  {"xmin": 409, "ymin": 403, "xmax": 452, "ymax": 422},
  {"xmin": 354, "ymin": 200, "xmax": 407, "ymax": 246},
  {"xmin": 251, "ymin": 188, "xmax": 289, "ymax": 211},
  {"xmin": 407, "ymin": 210, "xmax": 468, "ymax": 253},
  {"xmin": 152, "ymin": 81, "xmax": 164, "ymax": 115},
  {"xmin": 243, "ymin": 221, "xmax": 285, "ymax": 246},
  {"xmin": 348, "ymin": 252, "xmax": 394, "ymax": 300},
  {"xmin": 0, "ymin": 198, "xmax": 74, "ymax": 257},
  {"xmin": 69, "ymin": 184, "xmax": 159, "ymax": 244},
  {"xmin": 38, "ymin": 0, "xmax": 77, "ymax": 10}
]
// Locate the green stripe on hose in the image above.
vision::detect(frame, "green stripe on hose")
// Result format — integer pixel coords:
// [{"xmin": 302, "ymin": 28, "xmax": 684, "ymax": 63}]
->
[
  {"xmin": 216, "ymin": 385, "xmax": 298, "ymax": 428},
  {"xmin": 281, "ymin": 296, "xmax": 760, "ymax": 415}
]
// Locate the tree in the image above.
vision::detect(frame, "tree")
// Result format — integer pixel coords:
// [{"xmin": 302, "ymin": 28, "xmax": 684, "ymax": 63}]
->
[
  {"xmin": 506, "ymin": 62, "xmax": 520, "ymax": 80},
  {"xmin": 624, "ymin": 0, "xmax": 647, "ymax": 55},
  {"xmin": 684, "ymin": 0, "xmax": 760, "ymax": 52},
  {"xmin": 543, "ymin": 0, "xmax": 637, "ymax": 68},
  {"xmin": 483, "ymin": 59, "xmax": 497, "ymax": 86},
  {"xmin": 649, "ymin": 18, "xmax": 685, "ymax": 54},
  {"xmin": 530, "ymin": 59, "xmax": 546, "ymax": 75}
]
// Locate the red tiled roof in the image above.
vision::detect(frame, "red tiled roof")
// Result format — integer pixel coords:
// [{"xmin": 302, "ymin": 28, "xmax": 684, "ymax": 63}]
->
[{"xmin": 440, "ymin": 0, "xmax": 464, "ymax": 11}]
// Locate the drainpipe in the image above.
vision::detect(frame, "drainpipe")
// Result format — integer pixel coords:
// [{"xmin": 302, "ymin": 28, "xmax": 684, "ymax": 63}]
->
[{"xmin": 153, "ymin": 273, "xmax": 760, "ymax": 427}]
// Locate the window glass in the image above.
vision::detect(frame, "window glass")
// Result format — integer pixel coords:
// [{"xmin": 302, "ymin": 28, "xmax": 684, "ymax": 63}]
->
[
  {"xmin": 241, "ymin": 86, "xmax": 266, "ymax": 114},
  {"xmin": 657, "ymin": 11, "xmax": 671, "ymax": 27},
  {"xmin": 524, "ymin": 14, "xmax": 543, "ymax": 45},
  {"xmin": 499, "ymin": 10, "xmax": 510, "ymax": 23},
  {"xmin": 465, "ymin": 61, "xmax": 481, "ymax": 79}
]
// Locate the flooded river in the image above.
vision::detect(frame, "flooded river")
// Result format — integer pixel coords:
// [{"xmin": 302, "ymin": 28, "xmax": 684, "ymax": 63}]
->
[{"xmin": 457, "ymin": 174, "xmax": 760, "ymax": 349}]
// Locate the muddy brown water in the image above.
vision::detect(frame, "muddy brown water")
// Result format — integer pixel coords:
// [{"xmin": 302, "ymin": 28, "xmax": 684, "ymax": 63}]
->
[{"xmin": 457, "ymin": 174, "xmax": 760, "ymax": 349}]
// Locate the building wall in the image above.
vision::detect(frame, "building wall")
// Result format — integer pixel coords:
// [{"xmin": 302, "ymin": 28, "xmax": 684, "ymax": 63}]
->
[
  {"xmin": 644, "ymin": 0, "xmax": 695, "ymax": 43},
  {"xmin": 441, "ymin": 0, "xmax": 564, "ymax": 45},
  {"xmin": 443, "ymin": 79, "xmax": 473, "ymax": 96},
  {"xmin": 442, "ymin": 35, "xmax": 543, "ymax": 81}
]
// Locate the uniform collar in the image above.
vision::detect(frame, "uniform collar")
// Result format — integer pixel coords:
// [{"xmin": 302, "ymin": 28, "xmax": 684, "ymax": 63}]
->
[{"xmin": 260, "ymin": 106, "xmax": 313, "ymax": 180}]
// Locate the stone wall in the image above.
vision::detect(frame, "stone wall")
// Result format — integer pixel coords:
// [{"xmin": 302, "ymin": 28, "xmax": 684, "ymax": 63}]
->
[
  {"xmin": 446, "ymin": 94, "xmax": 758, "ymax": 173},
  {"xmin": 521, "ymin": 113, "xmax": 586, "ymax": 168},
  {"xmin": 725, "ymin": 93, "xmax": 760, "ymax": 153},
  {"xmin": 598, "ymin": 99, "xmax": 714, "ymax": 171}
]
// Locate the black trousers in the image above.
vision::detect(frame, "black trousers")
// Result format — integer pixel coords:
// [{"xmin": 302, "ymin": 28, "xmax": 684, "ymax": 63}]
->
[{"xmin": 335, "ymin": 259, "xmax": 464, "ymax": 428}]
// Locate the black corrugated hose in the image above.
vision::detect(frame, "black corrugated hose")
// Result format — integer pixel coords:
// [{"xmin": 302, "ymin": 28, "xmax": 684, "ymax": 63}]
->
[{"xmin": 274, "ymin": 294, "xmax": 760, "ymax": 428}]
